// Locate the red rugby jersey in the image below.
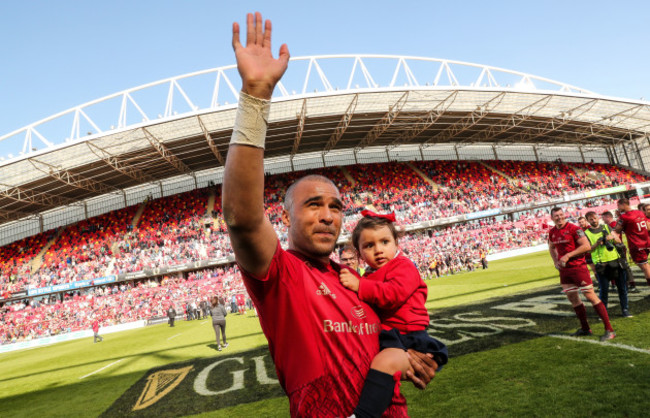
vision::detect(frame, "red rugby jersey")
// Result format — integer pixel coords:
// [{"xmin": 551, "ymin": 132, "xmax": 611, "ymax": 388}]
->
[
  {"xmin": 617, "ymin": 210, "xmax": 650, "ymax": 249},
  {"xmin": 240, "ymin": 242, "xmax": 407, "ymax": 418},
  {"xmin": 358, "ymin": 253, "xmax": 429, "ymax": 333},
  {"xmin": 548, "ymin": 222, "xmax": 587, "ymax": 267}
]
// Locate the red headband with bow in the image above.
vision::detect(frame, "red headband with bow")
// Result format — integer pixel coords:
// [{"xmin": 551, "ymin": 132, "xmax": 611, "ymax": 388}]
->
[{"xmin": 361, "ymin": 209, "xmax": 396, "ymax": 223}]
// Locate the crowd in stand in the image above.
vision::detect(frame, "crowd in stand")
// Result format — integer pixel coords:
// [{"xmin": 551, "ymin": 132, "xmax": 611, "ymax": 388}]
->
[
  {"xmin": 0, "ymin": 266, "xmax": 247, "ymax": 345},
  {"xmin": 3, "ymin": 160, "xmax": 646, "ymax": 295},
  {"xmin": 1, "ymin": 160, "xmax": 648, "ymax": 344}
]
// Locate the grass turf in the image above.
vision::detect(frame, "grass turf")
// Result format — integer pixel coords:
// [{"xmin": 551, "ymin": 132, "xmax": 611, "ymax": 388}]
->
[{"xmin": 1, "ymin": 250, "xmax": 649, "ymax": 417}]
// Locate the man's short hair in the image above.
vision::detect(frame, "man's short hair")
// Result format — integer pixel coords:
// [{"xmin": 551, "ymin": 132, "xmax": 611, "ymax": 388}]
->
[
  {"xmin": 639, "ymin": 203, "xmax": 646, "ymax": 211},
  {"xmin": 578, "ymin": 216, "xmax": 586, "ymax": 221},
  {"xmin": 618, "ymin": 197, "xmax": 630, "ymax": 205},
  {"xmin": 284, "ymin": 175, "xmax": 338, "ymax": 212},
  {"xmin": 601, "ymin": 211, "xmax": 613, "ymax": 218},
  {"xmin": 585, "ymin": 211, "xmax": 597, "ymax": 219},
  {"xmin": 550, "ymin": 207, "xmax": 563, "ymax": 215}
]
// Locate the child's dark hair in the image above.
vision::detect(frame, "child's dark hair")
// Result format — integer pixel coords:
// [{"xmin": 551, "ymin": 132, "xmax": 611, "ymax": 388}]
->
[{"xmin": 351, "ymin": 216, "xmax": 399, "ymax": 252}]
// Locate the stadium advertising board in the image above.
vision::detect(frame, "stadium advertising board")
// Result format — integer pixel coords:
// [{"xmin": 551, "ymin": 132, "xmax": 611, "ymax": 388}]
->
[
  {"xmin": 466, "ymin": 208, "xmax": 501, "ymax": 220},
  {"xmin": 584, "ymin": 185, "xmax": 627, "ymax": 198},
  {"xmin": 0, "ymin": 320, "xmax": 147, "ymax": 354},
  {"xmin": 26, "ymin": 275, "xmax": 117, "ymax": 296}
]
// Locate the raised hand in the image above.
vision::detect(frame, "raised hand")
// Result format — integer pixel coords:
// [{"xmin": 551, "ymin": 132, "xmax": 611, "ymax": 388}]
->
[
  {"xmin": 340, "ymin": 268, "xmax": 360, "ymax": 292},
  {"xmin": 232, "ymin": 12, "xmax": 290, "ymax": 100}
]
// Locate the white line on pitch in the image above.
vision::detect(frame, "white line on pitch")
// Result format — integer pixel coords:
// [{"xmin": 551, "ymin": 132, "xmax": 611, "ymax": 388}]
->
[
  {"xmin": 79, "ymin": 359, "xmax": 124, "ymax": 380},
  {"xmin": 201, "ymin": 321, "xmax": 209, "ymax": 325},
  {"xmin": 548, "ymin": 334, "xmax": 650, "ymax": 355},
  {"xmin": 167, "ymin": 333, "xmax": 182, "ymax": 340}
]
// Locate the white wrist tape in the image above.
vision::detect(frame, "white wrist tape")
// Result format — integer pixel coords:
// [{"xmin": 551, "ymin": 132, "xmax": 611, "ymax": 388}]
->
[{"xmin": 230, "ymin": 91, "xmax": 271, "ymax": 149}]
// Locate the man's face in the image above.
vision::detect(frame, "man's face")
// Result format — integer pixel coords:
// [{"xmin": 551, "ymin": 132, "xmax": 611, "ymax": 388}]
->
[
  {"xmin": 587, "ymin": 214, "xmax": 599, "ymax": 228},
  {"xmin": 578, "ymin": 218, "xmax": 589, "ymax": 229},
  {"xmin": 340, "ymin": 250, "xmax": 359, "ymax": 270},
  {"xmin": 551, "ymin": 209, "xmax": 566, "ymax": 227},
  {"xmin": 282, "ymin": 180, "xmax": 343, "ymax": 261},
  {"xmin": 603, "ymin": 214, "xmax": 614, "ymax": 225}
]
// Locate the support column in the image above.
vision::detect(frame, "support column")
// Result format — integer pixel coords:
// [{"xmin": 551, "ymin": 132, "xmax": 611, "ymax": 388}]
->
[
  {"xmin": 634, "ymin": 140, "xmax": 646, "ymax": 171},
  {"xmin": 622, "ymin": 143, "xmax": 632, "ymax": 167}
]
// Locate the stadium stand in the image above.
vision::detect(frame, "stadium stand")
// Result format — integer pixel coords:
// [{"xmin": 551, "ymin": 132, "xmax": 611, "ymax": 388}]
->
[{"xmin": 1, "ymin": 160, "xmax": 649, "ymax": 344}]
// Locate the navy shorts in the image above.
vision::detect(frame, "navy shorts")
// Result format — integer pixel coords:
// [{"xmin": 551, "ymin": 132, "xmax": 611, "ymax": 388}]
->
[{"xmin": 379, "ymin": 328, "xmax": 448, "ymax": 369}]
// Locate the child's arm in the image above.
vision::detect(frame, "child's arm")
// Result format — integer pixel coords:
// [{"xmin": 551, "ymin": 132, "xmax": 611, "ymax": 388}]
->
[
  {"xmin": 339, "ymin": 268, "xmax": 360, "ymax": 292},
  {"xmin": 358, "ymin": 257, "xmax": 422, "ymax": 310}
]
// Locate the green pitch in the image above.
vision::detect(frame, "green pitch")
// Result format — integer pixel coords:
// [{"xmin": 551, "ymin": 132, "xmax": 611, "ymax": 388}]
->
[{"xmin": 1, "ymin": 251, "xmax": 649, "ymax": 417}]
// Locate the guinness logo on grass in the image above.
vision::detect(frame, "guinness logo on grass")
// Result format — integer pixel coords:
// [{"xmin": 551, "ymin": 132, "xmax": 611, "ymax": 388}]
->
[
  {"xmin": 101, "ymin": 347, "xmax": 284, "ymax": 417},
  {"xmin": 132, "ymin": 366, "xmax": 193, "ymax": 410}
]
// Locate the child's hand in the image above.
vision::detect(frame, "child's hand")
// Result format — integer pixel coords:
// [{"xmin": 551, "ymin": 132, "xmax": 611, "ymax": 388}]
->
[{"xmin": 339, "ymin": 269, "xmax": 360, "ymax": 292}]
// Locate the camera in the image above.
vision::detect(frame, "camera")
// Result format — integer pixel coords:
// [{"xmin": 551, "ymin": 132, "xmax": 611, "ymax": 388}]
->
[{"xmin": 601, "ymin": 231, "xmax": 614, "ymax": 251}]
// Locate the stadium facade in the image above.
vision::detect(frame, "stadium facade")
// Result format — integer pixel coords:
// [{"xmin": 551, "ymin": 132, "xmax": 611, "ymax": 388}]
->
[{"xmin": 1, "ymin": 54, "xmax": 650, "ymax": 246}]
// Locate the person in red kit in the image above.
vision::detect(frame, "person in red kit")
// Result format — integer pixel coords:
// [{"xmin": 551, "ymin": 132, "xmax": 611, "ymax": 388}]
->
[
  {"xmin": 222, "ymin": 12, "xmax": 437, "ymax": 418},
  {"xmin": 92, "ymin": 318, "xmax": 103, "ymax": 343},
  {"xmin": 340, "ymin": 210, "xmax": 448, "ymax": 417},
  {"xmin": 614, "ymin": 198, "xmax": 650, "ymax": 287},
  {"xmin": 548, "ymin": 207, "xmax": 615, "ymax": 341},
  {"xmin": 603, "ymin": 210, "xmax": 639, "ymax": 292},
  {"xmin": 236, "ymin": 293, "xmax": 246, "ymax": 315}
]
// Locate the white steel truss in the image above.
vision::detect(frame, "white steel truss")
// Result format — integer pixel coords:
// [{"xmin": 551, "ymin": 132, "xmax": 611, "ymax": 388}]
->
[{"xmin": 1, "ymin": 55, "xmax": 607, "ymax": 162}]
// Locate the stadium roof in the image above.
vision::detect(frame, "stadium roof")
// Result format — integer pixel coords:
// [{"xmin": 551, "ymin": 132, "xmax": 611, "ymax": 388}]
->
[{"xmin": 1, "ymin": 55, "xmax": 650, "ymax": 228}]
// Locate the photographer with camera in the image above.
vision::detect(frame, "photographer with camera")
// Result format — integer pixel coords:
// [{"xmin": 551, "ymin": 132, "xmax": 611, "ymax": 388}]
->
[{"xmin": 584, "ymin": 211, "xmax": 632, "ymax": 318}]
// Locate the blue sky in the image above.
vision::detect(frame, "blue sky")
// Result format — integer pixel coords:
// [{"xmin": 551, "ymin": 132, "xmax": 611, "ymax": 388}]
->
[{"xmin": 1, "ymin": 0, "xmax": 648, "ymax": 145}]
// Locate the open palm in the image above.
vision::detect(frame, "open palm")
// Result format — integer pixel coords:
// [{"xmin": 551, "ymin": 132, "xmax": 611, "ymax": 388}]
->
[{"xmin": 232, "ymin": 12, "xmax": 290, "ymax": 100}]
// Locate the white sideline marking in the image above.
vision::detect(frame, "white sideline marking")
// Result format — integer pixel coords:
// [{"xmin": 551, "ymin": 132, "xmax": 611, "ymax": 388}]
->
[
  {"xmin": 167, "ymin": 333, "xmax": 182, "ymax": 341},
  {"xmin": 201, "ymin": 320, "xmax": 209, "ymax": 325},
  {"xmin": 548, "ymin": 334, "xmax": 650, "ymax": 355},
  {"xmin": 79, "ymin": 359, "xmax": 123, "ymax": 380}
]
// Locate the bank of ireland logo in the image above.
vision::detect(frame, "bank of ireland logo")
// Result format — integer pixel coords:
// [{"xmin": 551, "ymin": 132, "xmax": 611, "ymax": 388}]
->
[{"xmin": 351, "ymin": 305, "xmax": 366, "ymax": 319}]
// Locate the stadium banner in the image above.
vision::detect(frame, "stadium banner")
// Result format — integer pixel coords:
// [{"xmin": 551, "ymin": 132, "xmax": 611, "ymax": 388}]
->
[
  {"xmin": 26, "ymin": 275, "xmax": 117, "ymax": 296},
  {"xmin": 11, "ymin": 290, "xmax": 27, "ymax": 298},
  {"xmin": 0, "ymin": 320, "xmax": 147, "ymax": 354},
  {"xmin": 93, "ymin": 275, "xmax": 117, "ymax": 285},
  {"xmin": 584, "ymin": 185, "xmax": 627, "ymax": 198},
  {"xmin": 466, "ymin": 208, "xmax": 501, "ymax": 220},
  {"xmin": 101, "ymin": 346, "xmax": 284, "ymax": 417}
]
